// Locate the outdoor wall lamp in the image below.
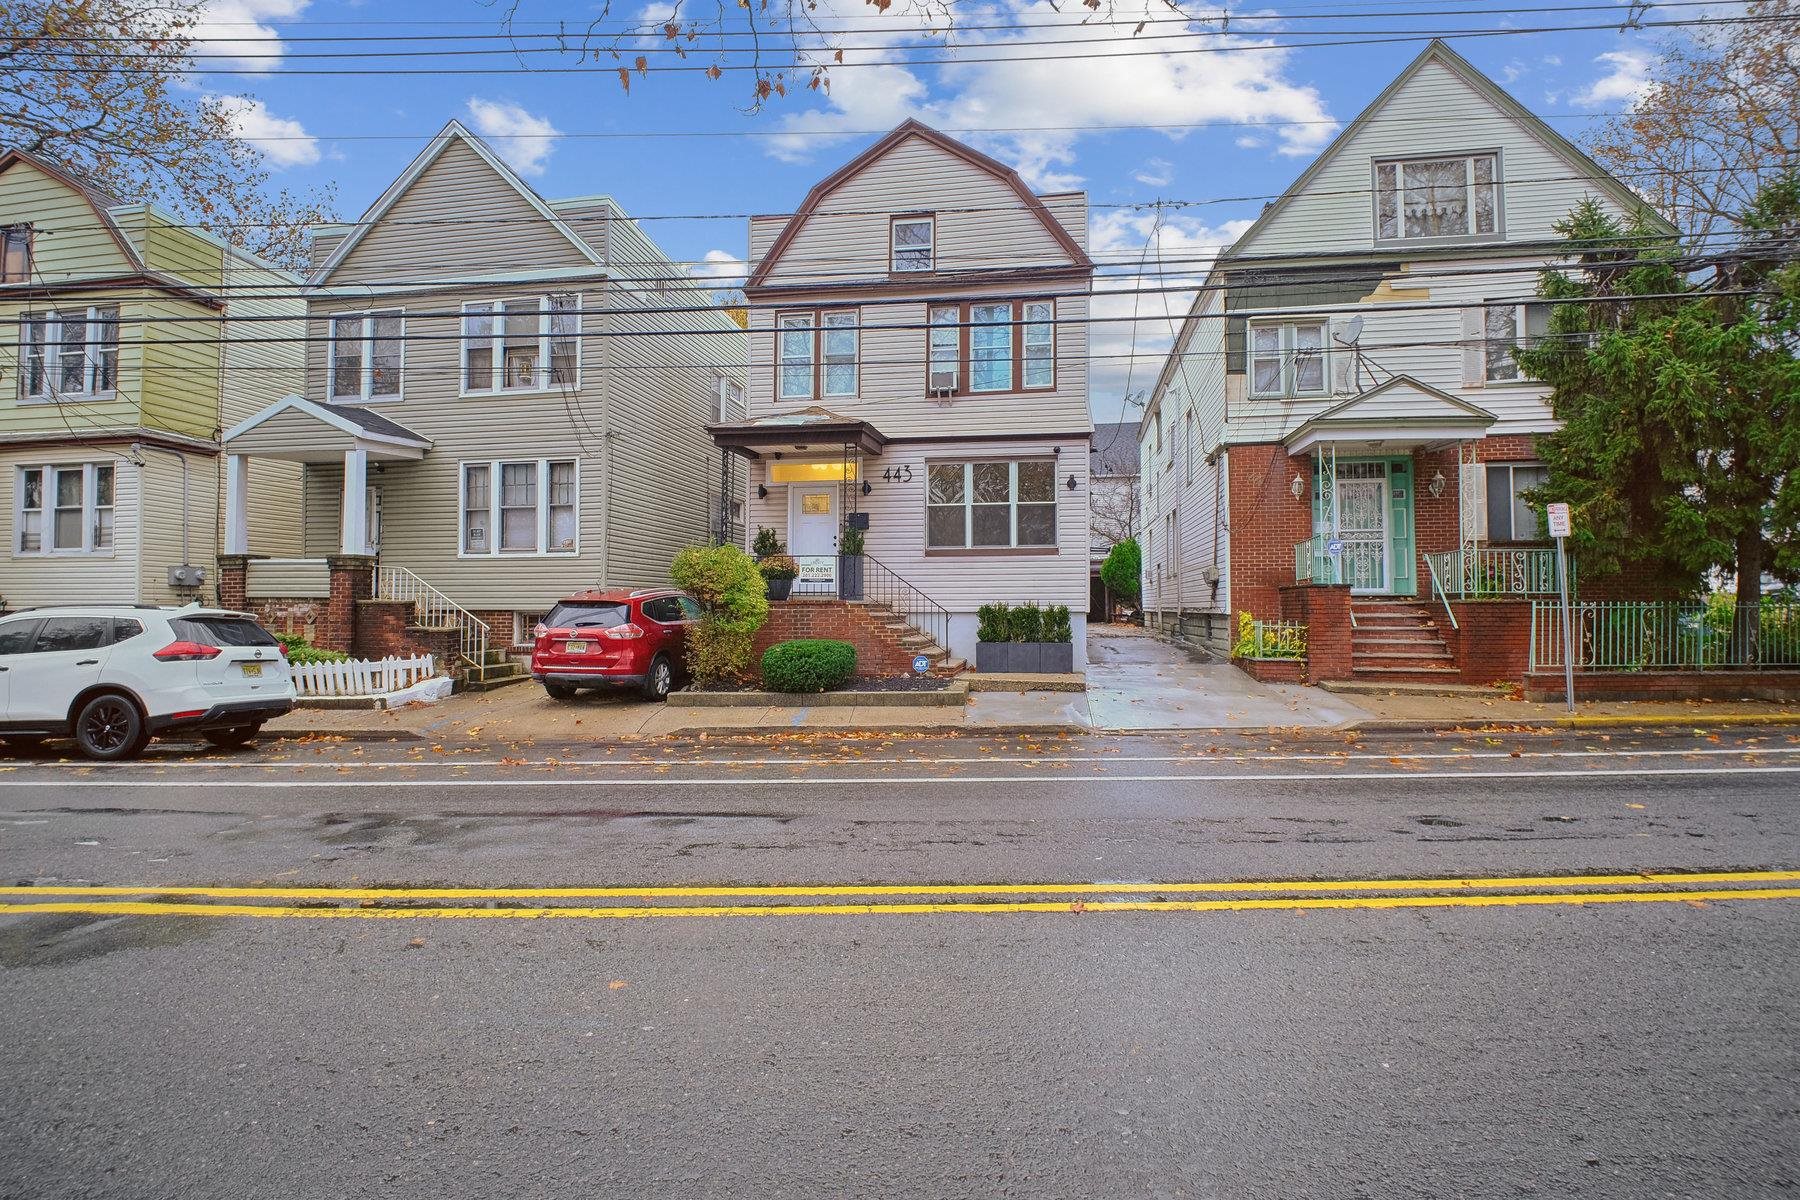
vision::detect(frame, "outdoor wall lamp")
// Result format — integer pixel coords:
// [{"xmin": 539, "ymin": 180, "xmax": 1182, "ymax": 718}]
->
[
  {"xmin": 861, "ymin": 480, "xmax": 872, "ymax": 496},
  {"xmin": 1066, "ymin": 475, "xmax": 1079, "ymax": 492},
  {"xmin": 1290, "ymin": 474, "xmax": 1306, "ymax": 500},
  {"xmin": 1428, "ymin": 470, "xmax": 1446, "ymax": 498},
  {"xmin": 757, "ymin": 484, "xmax": 768, "ymax": 499}
]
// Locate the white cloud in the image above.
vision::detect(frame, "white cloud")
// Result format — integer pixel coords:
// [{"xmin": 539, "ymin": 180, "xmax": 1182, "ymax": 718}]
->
[
  {"xmin": 1133, "ymin": 157, "xmax": 1175, "ymax": 188},
  {"xmin": 761, "ymin": 2, "xmax": 1337, "ymax": 188},
  {"xmin": 689, "ymin": 248, "xmax": 748, "ymax": 286},
  {"xmin": 214, "ymin": 95, "xmax": 320, "ymax": 167},
  {"xmin": 1087, "ymin": 210, "xmax": 1253, "ymax": 419},
  {"xmin": 465, "ymin": 98, "xmax": 563, "ymax": 176},
  {"xmin": 189, "ymin": 0, "xmax": 310, "ymax": 73},
  {"xmin": 1573, "ymin": 49, "xmax": 1652, "ymax": 110}
]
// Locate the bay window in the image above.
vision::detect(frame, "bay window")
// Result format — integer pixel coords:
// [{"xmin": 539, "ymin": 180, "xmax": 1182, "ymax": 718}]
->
[
  {"xmin": 1375, "ymin": 152, "xmax": 1500, "ymax": 242},
  {"xmin": 21, "ymin": 307, "xmax": 119, "ymax": 401},
  {"xmin": 775, "ymin": 309, "xmax": 859, "ymax": 401},
  {"xmin": 461, "ymin": 294, "xmax": 581, "ymax": 394},
  {"xmin": 460, "ymin": 460, "xmax": 578, "ymax": 555},
  {"xmin": 16, "ymin": 463, "xmax": 113, "ymax": 555},
  {"xmin": 925, "ymin": 459, "xmax": 1057, "ymax": 550},
  {"xmin": 329, "ymin": 309, "xmax": 404, "ymax": 402},
  {"xmin": 1248, "ymin": 320, "xmax": 1328, "ymax": 398}
]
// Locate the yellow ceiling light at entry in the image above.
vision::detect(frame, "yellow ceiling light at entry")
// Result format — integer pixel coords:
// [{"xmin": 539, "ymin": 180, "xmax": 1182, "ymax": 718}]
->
[{"xmin": 769, "ymin": 461, "xmax": 858, "ymax": 484}]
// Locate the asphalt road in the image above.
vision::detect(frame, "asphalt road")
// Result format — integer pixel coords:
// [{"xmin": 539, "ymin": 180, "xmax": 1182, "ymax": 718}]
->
[{"xmin": 1, "ymin": 727, "xmax": 1797, "ymax": 1198}]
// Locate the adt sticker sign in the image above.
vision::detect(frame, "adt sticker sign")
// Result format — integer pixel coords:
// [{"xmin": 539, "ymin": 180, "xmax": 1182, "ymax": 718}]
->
[
  {"xmin": 1326, "ymin": 538, "xmax": 1345, "ymax": 557},
  {"xmin": 912, "ymin": 653, "xmax": 932, "ymax": 675},
  {"xmin": 1546, "ymin": 503, "xmax": 1572, "ymax": 539}
]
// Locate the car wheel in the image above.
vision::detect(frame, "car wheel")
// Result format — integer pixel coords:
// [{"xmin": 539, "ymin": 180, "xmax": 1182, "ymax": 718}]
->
[
  {"xmin": 545, "ymin": 683, "xmax": 579, "ymax": 701},
  {"xmin": 73, "ymin": 693, "xmax": 147, "ymax": 762},
  {"xmin": 642, "ymin": 655, "xmax": 674, "ymax": 702},
  {"xmin": 202, "ymin": 724, "xmax": 263, "ymax": 749}
]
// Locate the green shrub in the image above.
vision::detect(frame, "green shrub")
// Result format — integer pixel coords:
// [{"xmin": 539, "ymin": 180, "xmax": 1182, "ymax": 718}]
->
[
  {"xmin": 761, "ymin": 639, "xmax": 857, "ymax": 693},
  {"xmin": 275, "ymin": 631, "xmax": 349, "ymax": 665},
  {"xmin": 840, "ymin": 526, "xmax": 865, "ymax": 555},
  {"xmin": 688, "ymin": 623, "xmax": 755, "ymax": 687},
  {"xmin": 977, "ymin": 603, "xmax": 1009, "ymax": 643},
  {"xmin": 1100, "ymin": 538, "xmax": 1142, "ymax": 601},
  {"xmin": 1009, "ymin": 602, "xmax": 1044, "ymax": 643},
  {"xmin": 1042, "ymin": 604, "xmax": 1073, "ymax": 644},
  {"xmin": 670, "ymin": 543, "xmax": 770, "ymax": 685},
  {"xmin": 758, "ymin": 553, "xmax": 799, "ymax": 581},
  {"xmin": 751, "ymin": 527, "xmax": 783, "ymax": 557}
]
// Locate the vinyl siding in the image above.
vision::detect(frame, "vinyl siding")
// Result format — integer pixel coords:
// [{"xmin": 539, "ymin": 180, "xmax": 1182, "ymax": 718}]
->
[
  {"xmin": 0, "ymin": 160, "xmax": 134, "ymax": 283},
  {"xmin": 137, "ymin": 296, "xmax": 222, "ymax": 440},
  {"xmin": 326, "ymin": 139, "xmax": 596, "ymax": 285},
  {"xmin": 221, "ymin": 251, "xmax": 307, "ymax": 557},
  {"xmin": 134, "ymin": 445, "xmax": 219, "ymax": 603},
  {"xmin": 247, "ymin": 558, "xmax": 330, "ymax": 598},
  {"xmin": 0, "ymin": 287, "xmax": 151, "ymax": 437},
  {"xmin": 0, "ymin": 446, "xmax": 143, "ymax": 605}
]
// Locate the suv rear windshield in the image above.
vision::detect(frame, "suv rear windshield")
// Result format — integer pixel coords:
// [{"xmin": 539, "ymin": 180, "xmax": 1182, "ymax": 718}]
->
[
  {"xmin": 543, "ymin": 602, "xmax": 630, "ymax": 631},
  {"xmin": 171, "ymin": 617, "xmax": 279, "ymax": 647}
]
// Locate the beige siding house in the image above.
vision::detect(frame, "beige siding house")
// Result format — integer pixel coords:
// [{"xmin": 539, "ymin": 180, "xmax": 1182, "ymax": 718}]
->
[
  {"xmin": 0, "ymin": 150, "xmax": 303, "ymax": 611},
  {"xmin": 221, "ymin": 122, "xmax": 746, "ymax": 660},
  {"xmin": 717, "ymin": 120, "xmax": 1095, "ymax": 666}
]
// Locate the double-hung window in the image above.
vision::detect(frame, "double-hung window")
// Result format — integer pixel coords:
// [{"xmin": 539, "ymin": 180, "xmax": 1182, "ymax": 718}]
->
[
  {"xmin": 460, "ymin": 459, "xmax": 578, "ymax": 555},
  {"xmin": 1248, "ymin": 320, "xmax": 1328, "ymax": 398},
  {"xmin": 1485, "ymin": 462, "xmax": 1549, "ymax": 541},
  {"xmin": 16, "ymin": 463, "xmax": 113, "ymax": 555},
  {"xmin": 970, "ymin": 304, "xmax": 1014, "ymax": 393},
  {"xmin": 20, "ymin": 307, "xmax": 119, "ymax": 401},
  {"xmin": 1, "ymin": 225, "xmax": 31, "ymax": 282},
  {"xmin": 461, "ymin": 294, "xmax": 581, "ymax": 394},
  {"xmin": 775, "ymin": 310, "xmax": 858, "ymax": 401},
  {"xmin": 929, "ymin": 300, "xmax": 1056, "ymax": 396},
  {"xmin": 329, "ymin": 309, "xmax": 404, "ymax": 402},
  {"xmin": 1375, "ymin": 153, "xmax": 1500, "ymax": 242},
  {"xmin": 892, "ymin": 216, "xmax": 934, "ymax": 272},
  {"xmin": 928, "ymin": 305, "xmax": 960, "ymax": 391},
  {"xmin": 1482, "ymin": 301, "xmax": 1549, "ymax": 383},
  {"xmin": 925, "ymin": 460, "xmax": 1057, "ymax": 550}
]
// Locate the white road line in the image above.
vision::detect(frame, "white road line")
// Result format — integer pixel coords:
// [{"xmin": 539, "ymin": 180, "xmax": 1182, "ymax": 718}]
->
[
  {"xmin": 5, "ymin": 745, "xmax": 1796, "ymax": 774},
  {"xmin": 0, "ymin": 765, "xmax": 1796, "ymax": 789}
]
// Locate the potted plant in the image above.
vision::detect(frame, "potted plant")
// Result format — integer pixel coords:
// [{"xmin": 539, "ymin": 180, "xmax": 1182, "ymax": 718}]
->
[
  {"xmin": 974, "ymin": 602, "xmax": 1075, "ymax": 672},
  {"xmin": 752, "ymin": 526, "xmax": 782, "ymax": 558},
  {"xmin": 837, "ymin": 526, "xmax": 866, "ymax": 601},
  {"xmin": 759, "ymin": 553, "xmax": 799, "ymax": 601}
]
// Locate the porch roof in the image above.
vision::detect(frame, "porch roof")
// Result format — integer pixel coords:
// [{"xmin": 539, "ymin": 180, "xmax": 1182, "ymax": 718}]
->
[
  {"xmin": 1283, "ymin": 375, "xmax": 1495, "ymax": 456},
  {"xmin": 223, "ymin": 394, "xmax": 432, "ymax": 462},
  {"xmin": 707, "ymin": 406, "xmax": 888, "ymax": 459}
]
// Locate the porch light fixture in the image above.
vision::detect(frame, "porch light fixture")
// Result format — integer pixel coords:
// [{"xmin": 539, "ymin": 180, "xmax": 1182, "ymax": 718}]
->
[
  {"xmin": 1428, "ymin": 470, "xmax": 1446, "ymax": 498},
  {"xmin": 757, "ymin": 483, "xmax": 768, "ymax": 499},
  {"xmin": 1290, "ymin": 474, "xmax": 1306, "ymax": 500},
  {"xmin": 1066, "ymin": 474, "xmax": 1078, "ymax": 492},
  {"xmin": 861, "ymin": 480, "xmax": 872, "ymax": 496}
]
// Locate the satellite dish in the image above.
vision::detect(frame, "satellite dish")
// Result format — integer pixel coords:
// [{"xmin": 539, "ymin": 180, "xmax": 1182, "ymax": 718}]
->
[{"xmin": 1335, "ymin": 316, "xmax": 1365, "ymax": 346}]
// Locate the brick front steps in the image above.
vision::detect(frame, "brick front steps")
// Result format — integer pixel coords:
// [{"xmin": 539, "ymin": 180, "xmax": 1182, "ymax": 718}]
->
[
  {"xmin": 749, "ymin": 599, "xmax": 965, "ymax": 680},
  {"xmin": 1350, "ymin": 599, "xmax": 1460, "ymax": 683}
]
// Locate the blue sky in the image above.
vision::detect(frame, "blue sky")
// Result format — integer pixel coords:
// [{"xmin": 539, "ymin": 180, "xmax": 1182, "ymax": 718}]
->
[{"xmin": 200, "ymin": 0, "xmax": 1665, "ymax": 420}]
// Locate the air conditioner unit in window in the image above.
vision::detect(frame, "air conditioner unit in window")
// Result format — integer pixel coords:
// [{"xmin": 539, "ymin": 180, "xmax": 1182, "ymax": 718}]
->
[{"xmin": 928, "ymin": 368, "xmax": 957, "ymax": 395}]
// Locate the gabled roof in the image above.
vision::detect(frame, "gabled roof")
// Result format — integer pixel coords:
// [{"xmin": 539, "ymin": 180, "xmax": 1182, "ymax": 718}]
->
[
  {"xmin": 1224, "ymin": 39, "xmax": 1678, "ymax": 261},
  {"xmin": 223, "ymin": 393, "xmax": 432, "ymax": 449},
  {"xmin": 0, "ymin": 149, "xmax": 144, "ymax": 272},
  {"xmin": 745, "ymin": 118, "xmax": 1093, "ymax": 289},
  {"xmin": 1283, "ymin": 374, "xmax": 1495, "ymax": 452},
  {"xmin": 1091, "ymin": 420, "xmax": 1142, "ymax": 476},
  {"xmin": 309, "ymin": 120, "xmax": 604, "ymax": 284}
]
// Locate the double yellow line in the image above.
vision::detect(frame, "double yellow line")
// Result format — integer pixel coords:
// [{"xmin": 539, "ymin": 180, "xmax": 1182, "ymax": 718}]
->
[{"xmin": 3, "ymin": 870, "xmax": 1798, "ymax": 920}]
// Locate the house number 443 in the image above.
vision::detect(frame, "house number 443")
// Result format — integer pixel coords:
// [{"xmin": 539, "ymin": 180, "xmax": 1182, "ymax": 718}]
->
[{"xmin": 881, "ymin": 465, "xmax": 915, "ymax": 483}]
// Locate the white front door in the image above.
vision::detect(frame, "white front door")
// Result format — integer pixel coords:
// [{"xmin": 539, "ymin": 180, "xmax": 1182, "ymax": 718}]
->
[
  {"xmin": 789, "ymin": 485, "xmax": 838, "ymax": 594},
  {"xmin": 1335, "ymin": 477, "xmax": 1389, "ymax": 593}
]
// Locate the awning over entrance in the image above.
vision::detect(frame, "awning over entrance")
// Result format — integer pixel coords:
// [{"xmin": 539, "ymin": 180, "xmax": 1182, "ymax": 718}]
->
[
  {"xmin": 706, "ymin": 406, "xmax": 888, "ymax": 459},
  {"xmin": 1283, "ymin": 375, "xmax": 1495, "ymax": 456}
]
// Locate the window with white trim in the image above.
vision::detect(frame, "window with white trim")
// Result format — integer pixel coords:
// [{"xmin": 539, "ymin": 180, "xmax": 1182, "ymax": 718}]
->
[
  {"xmin": 1, "ymin": 225, "xmax": 32, "ymax": 282},
  {"xmin": 928, "ymin": 305, "xmax": 960, "ymax": 391},
  {"xmin": 823, "ymin": 312, "xmax": 858, "ymax": 397},
  {"xmin": 716, "ymin": 375, "xmax": 744, "ymax": 422},
  {"xmin": 1483, "ymin": 301, "xmax": 1549, "ymax": 383},
  {"xmin": 1023, "ymin": 301, "xmax": 1054, "ymax": 388},
  {"xmin": 892, "ymin": 216, "xmax": 934, "ymax": 272},
  {"xmin": 329, "ymin": 309, "xmax": 404, "ymax": 402},
  {"xmin": 21, "ymin": 307, "xmax": 118, "ymax": 401},
  {"xmin": 1375, "ymin": 153, "xmax": 1499, "ymax": 242},
  {"xmin": 925, "ymin": 460, "xmax": 1057, "ymax": 549},
  {"xmin": 1485, "ymin": 462, "xmax": 1549, "ymax": 541},
  {"xmin": 1248, "ymin": 320, "xmax": 1328, "ymax": 398},
  {"xmin": 459, "ymin": 459, "xmax": 578, "ymax": 555},
  {"xmin": 461, "ymin": 294, "xmax": 581, "ymax": 394},
  {"xmin": 16, "ymin": 463, "xmax": 113, "ymax": 555},
  {"xmin": 1184, "ymin": 413, "xmax": 1196, "ymax": 485},
  {"xmin": 775, "ymin": 310, "xmax": 858, "ymax": 401}
]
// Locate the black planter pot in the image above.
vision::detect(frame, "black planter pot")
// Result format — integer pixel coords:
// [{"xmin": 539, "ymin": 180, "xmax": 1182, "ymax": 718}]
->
[
  {"xmin": 837, "ymin": 554, "xmax": 865, "ymax": 601},
  {"xmin": 765, "ymin": 575, "xmax": 794, "ymax": 601},
  {"xmin": 976, "ymin": 641, "xmax": 1073, "ymax": 672}
]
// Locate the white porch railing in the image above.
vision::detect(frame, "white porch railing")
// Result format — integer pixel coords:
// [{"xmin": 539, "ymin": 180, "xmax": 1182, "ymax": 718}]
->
[
  {"xmin": 292, "ymin": 653, "xmax": 437, "ymax": 698},
  {"xmin": 377, "ymin": 564, "xmax": 491, "ymax": 665}
]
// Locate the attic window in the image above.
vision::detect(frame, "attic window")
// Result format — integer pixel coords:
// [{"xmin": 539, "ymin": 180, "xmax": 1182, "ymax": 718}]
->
[
  {"xmin": 892, "ymin": 216, "xmax": 934, "ymax": 272},
  {"xmin": 1375, "ymin": 154, "xmax": 1498, "ymax": 242},
  {"xmin": 1, "ymin": 225, "xmax": 30, "ymax": 282}
]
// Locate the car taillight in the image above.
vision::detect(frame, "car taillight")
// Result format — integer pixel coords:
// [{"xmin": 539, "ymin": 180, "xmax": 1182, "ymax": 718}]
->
[
  {"xmin": 277, "ymin": 642, "xmax": 289, "ymax": 658},
  {"xmin": 599, "ymin": 623, "xmax": 645, "ymax": 641},
  {"xmin": 154, "ymin": 640, "xmax": 221, "ymax": 662}
]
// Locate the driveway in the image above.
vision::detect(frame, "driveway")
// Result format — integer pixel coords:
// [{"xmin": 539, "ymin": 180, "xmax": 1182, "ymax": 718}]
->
[{"xmin": 1081, "ymin": 624, "xmax": 1367, "ymax": 730}]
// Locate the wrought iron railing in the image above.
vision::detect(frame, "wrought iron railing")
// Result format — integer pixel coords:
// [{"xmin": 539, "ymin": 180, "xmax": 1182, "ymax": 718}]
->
[
  {"xmin": 1425, "ymin": 548, "xmax": 1564, "ymax": 598},
  {"xmin": 1424, "ymin": 553, "xmax": 1460, "ymax": 630},
  {"xmin": 860, "ymin": 555, "xmax": 951, "ymax": 657},
  {"xmin": 1530, "ymin": 600, "xmax": 1800, "ymax": 671},
  {"xmin": 377, "ymin": 564, "xmax": 491, "ymax": 665},
  {"xmin": 1294, "ymin": 535, "xmax": 1345, "ymax": 585}
]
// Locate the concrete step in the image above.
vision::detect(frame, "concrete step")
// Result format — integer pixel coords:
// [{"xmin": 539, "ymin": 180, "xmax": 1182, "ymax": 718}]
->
[
  {"xmin": 1353, "ymin": 649, "xmax": 1454, "ymax": 662},
  {"xmin": 461, "ymin": 670, "xmax": 532, "ymax": 693},
  {"xmin": 1351, "ymin": 664, "xmax": 1463, "ymax": 679},
  {"xmin": 1355, "ymin": 635, "xmax": 1448, "ymax": 648},
  {"xmin": 1320, "ymin": 679, "xmax": 1501, "ymax": 697}
]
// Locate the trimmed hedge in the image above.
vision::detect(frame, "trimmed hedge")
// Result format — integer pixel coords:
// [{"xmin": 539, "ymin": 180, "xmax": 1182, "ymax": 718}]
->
[{"xmin": 761, "ymin": 639, "xmax": 857, "ymax": 693}]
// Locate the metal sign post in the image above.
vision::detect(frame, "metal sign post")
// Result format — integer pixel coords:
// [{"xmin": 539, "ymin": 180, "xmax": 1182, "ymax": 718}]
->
[{"xmin": 1546, "ymin": 503, "xmax": 1575, "ymax": 714}]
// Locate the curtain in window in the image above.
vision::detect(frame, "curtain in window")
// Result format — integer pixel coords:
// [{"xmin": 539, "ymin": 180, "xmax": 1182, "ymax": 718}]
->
[
  {"xmin": 53, "ymin": 468, "xmax": 83, "ymax": 547},
  {"xmin": 548, "ymin": 461, "xmax": 577, "ymax": 550},
  {"xmin": 464, "ymin": 305, "xmax": 495, "ymax": 390},
  {"xmin": 18, "ymin": 469, "xmax": 42, "ymax": 551},
  {"xmin": 92, "ymin": 465, "xmax": 114, "ymax": 549},
  {"xmin": 1017, "ymin": 461, "xmax": 1056, "ymax": 545},
  {"xmin": 1251, "ymin": 326, "xmax": 1283, "ymax": 395},
  {"xmin": 1291, "ymin": 324, "xmax": 1325, "ymax": 393},
  {"xmin": 499, "ymin": 462, "xmax": 538, "ymax": 550},
  {"xmin": 928, "ymin": 306, "xmax": 959, "ymax": 387},
  {"xmin": 926, "ymin": 463, "xmax": 966, "ymax": 547},
  {"xmin": 370, "ymin": 312, "xmax": 403, "ymax": 397},
  {"xmin": 331, "ymin": 316, "xmax": 363, "ymax": 398},
  {"xmin": 502, "ymin": 300, "xmax": 539, "ymax": 390},
  {"xmin": 463, "ymin": 465, "xmax": 491, "ymax": 552},
  {"xmin": 1402, "ymin": 158, "xmax": 1470, "ymax": 238}
]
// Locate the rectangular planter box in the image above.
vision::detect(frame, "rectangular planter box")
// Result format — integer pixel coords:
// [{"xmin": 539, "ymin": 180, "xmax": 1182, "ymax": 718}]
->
[
  {"xmin": 976, "ymin": 641, "xmax": 1075, "ymax": 673},
  {"xmin": 1235, "ymin": 656, "xmax": 1308, "ymax": 684}
]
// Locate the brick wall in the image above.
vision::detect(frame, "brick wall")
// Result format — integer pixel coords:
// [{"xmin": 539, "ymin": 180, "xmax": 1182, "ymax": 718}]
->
[
  {"xmin": 1279, "ymin": 583, "xmax": 1353, "ymax": 681},
  {"xmin": 318, "ymin": 556, "xmax": 375, "ymax": 653},
  {"xmin": 749, "ymin": 600, "xmax": 941, "ymax": 680},
  {"xmin": 1227, "ymin": 444, "xmax": 1314, "ymax": 620},
  {"xmin": 352, "ymin": 600, "xmax": 462, "ymax": 677},
  {"xmin": 218, "ymin": 555, "xmax": 250, "ymax": 611},
  {"xmin": 1526, "ymin": 670, "xmax": 1800, "ymax": 703},
  {"xmin": 1445, "ymin": 598, "xmax": 1533, "ymax": 686}
]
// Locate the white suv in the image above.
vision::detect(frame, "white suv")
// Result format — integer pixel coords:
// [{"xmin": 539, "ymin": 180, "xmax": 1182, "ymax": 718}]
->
[{"xmin": 0, "ymin": 605, "xmax": 296, "ymax": 760}]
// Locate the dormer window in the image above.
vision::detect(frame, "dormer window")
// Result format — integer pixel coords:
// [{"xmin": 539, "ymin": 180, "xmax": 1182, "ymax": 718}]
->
[
  {"xmin": 1, "ymin": 225, "xmax": 31, "ymax": 282},
  {"xmin": 892, "ymin": 216, "xmax": 934, "ymax": 272},
  {"xmin": 1375, "ymin": 153, "xmax": 1499, "ymax": 243}
]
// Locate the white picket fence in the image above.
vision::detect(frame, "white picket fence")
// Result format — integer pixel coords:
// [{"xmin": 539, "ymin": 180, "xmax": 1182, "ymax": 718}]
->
[{"xmin": 291, "ymin": 653, "xmax": 439, "ymax": 699}]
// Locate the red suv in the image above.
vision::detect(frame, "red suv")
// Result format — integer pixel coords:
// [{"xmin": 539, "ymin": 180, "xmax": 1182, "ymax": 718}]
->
[{"xmin": 529, "ymin": 589, "xmax": 701, "ymax": 701}]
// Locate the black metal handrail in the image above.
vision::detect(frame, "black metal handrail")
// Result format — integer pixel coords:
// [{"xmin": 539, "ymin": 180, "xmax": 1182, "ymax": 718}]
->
[{"xmin": 859, "ymin": 554, "xmax": 951, "ymax": 656}]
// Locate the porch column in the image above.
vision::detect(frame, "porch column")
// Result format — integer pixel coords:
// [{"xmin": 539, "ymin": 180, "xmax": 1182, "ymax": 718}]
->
[
  {"xmin": 223, "ymin": 453, "xmax": 249, "ymax": 556},
  {"xmin": 340, "ymin": 447, "xmax": 369, "ymax": 556}
]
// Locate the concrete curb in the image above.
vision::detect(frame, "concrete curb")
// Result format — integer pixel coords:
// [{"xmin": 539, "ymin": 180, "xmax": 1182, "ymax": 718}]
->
[{"xmin": 668, "ymin": 680, "xmax": 970, "ymax": 709}]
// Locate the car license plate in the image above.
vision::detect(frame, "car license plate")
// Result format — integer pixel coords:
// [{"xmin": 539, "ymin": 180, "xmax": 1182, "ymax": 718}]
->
[
  {"xmin": 241, "ymin": 662, "xmax": 263, "ymax": 678},
  {"xmin": 565, "ymin": 640, "xmax": 589, "ymax": 654}
]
